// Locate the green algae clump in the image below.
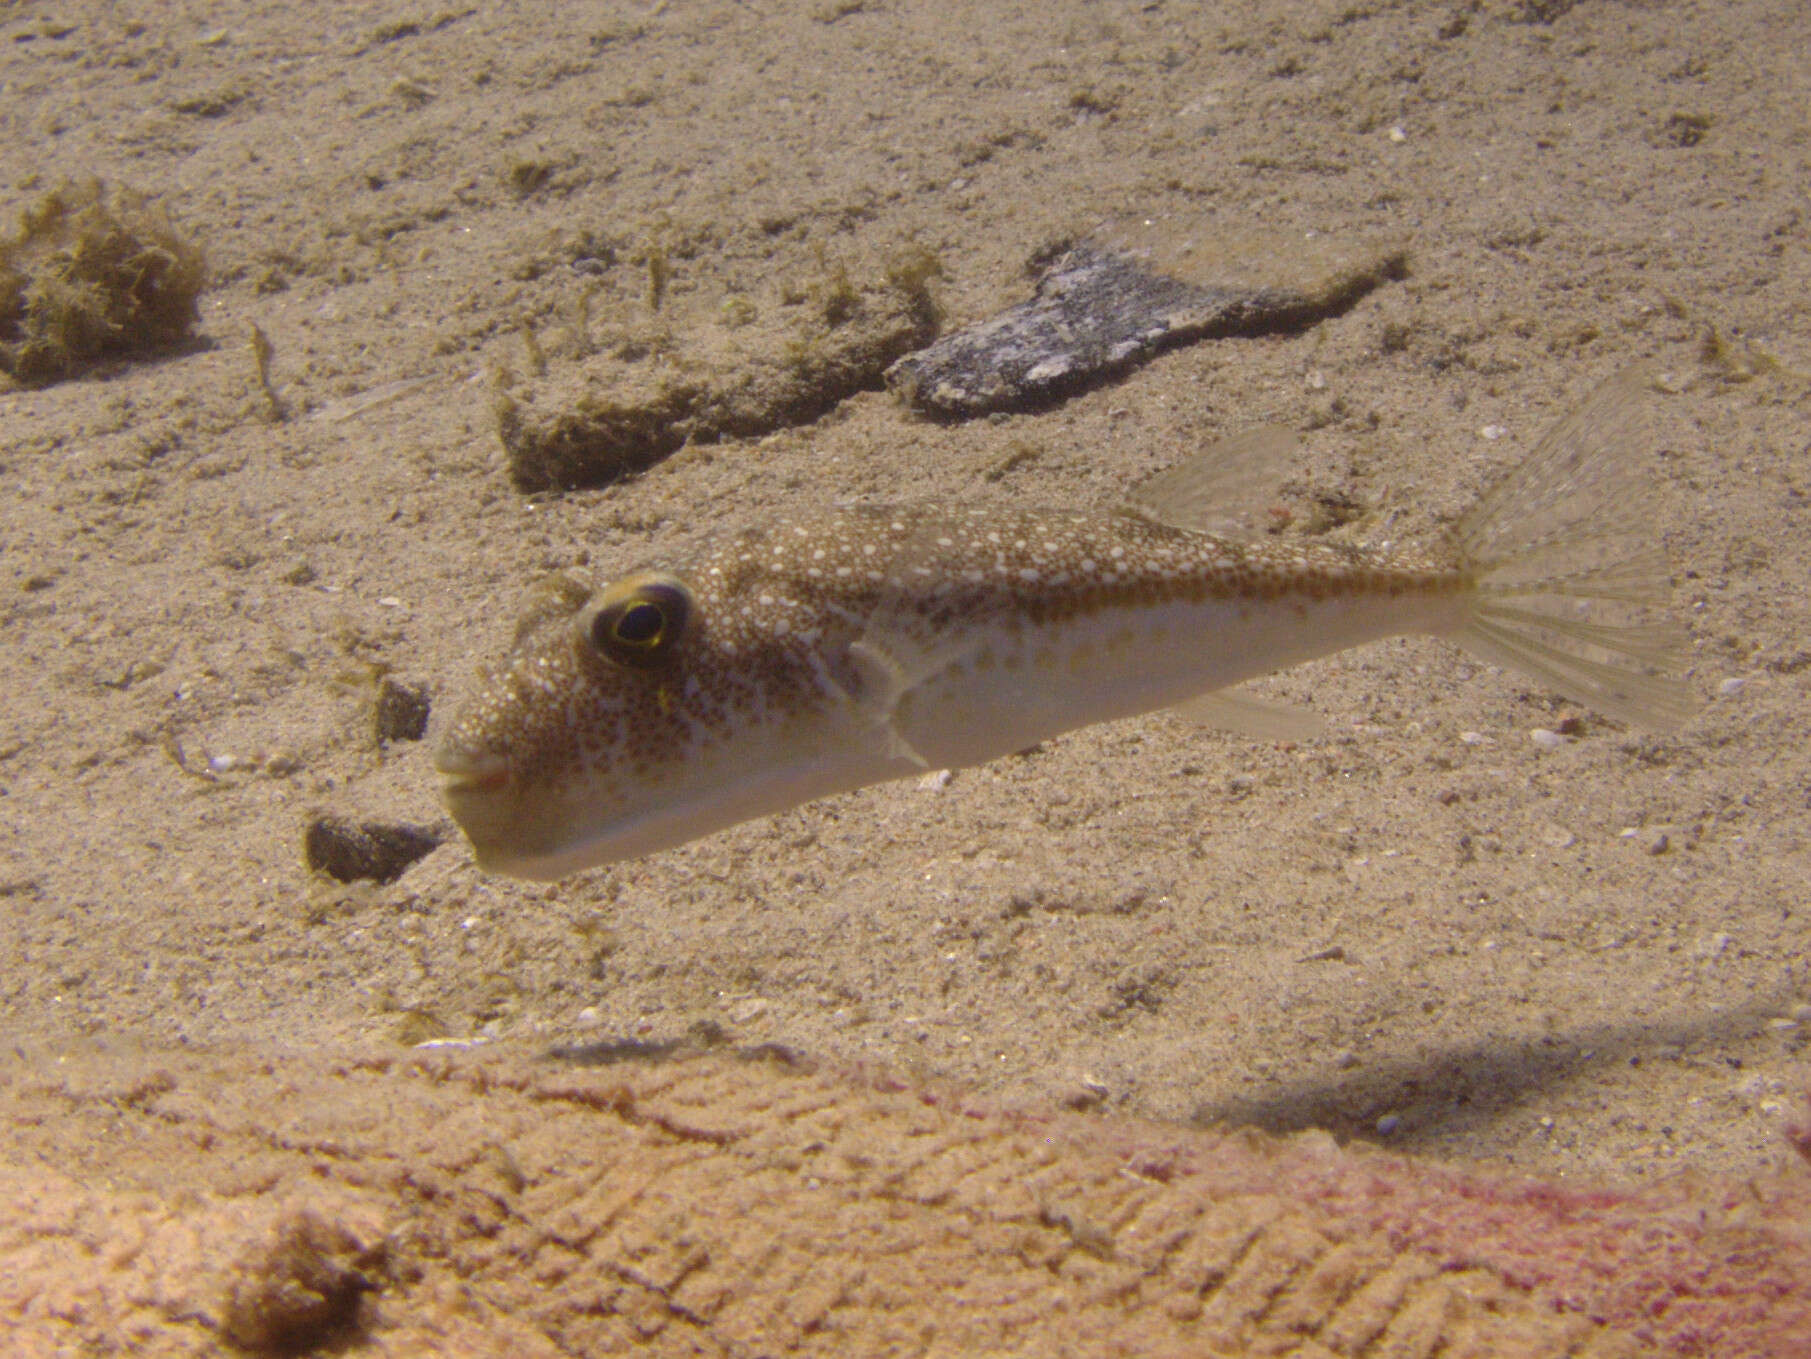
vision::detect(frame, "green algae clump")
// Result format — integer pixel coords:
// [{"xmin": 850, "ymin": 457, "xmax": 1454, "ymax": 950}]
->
[{"xmin": 0, "ymin": 180, "xmax": 207, "ymax": 387}]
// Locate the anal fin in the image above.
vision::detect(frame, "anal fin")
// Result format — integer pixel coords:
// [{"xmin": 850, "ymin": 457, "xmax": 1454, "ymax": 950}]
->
[{"xmin": 1168, "ymin": 688, "xmax": 1327, "ymax": 742}]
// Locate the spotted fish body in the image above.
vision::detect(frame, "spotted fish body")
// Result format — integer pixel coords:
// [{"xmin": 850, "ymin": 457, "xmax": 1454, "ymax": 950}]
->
[{"xmin": 437, "ymin": 370, "xmax": 1692, "ymax": 879}]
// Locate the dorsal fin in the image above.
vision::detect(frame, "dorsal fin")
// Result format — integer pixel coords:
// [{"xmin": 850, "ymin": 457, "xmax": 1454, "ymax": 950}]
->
[{"xmin": 1122, "ymin": 426, "xmax": 1301, "ymax": 537}]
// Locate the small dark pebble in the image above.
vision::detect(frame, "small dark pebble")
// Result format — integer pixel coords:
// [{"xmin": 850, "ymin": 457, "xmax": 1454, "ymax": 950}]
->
[
  {"xmin": 304, "ymin": 815, "xmax": 440, "ymax": 883},
  {"xmin": 373, "ymin": 677, "xmax": 431, "ymax": 743}
]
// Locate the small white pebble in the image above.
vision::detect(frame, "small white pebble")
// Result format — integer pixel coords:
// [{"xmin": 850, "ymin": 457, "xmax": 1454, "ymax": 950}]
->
[
  {"xmin": 378, "ymin": 596, "xmax": 404, "ymax": 608},
  {"xmin": 1529, "ymin": 727, "xmax": 1565, "ymax": 750},
  {"xmin": 1387, "ymin": 125, "xmax": 1407, "ymax": 143},
  {"xmin": 575, "ymin": 1006, "xmax": 602, "ymax": 1027},
  {"xmin": 1717, "ymin": 676, "xmax": 1747, "ymax": 698},
  {"xmin": 917, "ymin": 768, "xmax": 953, "ymax": 791},
  {"xmin": 1480, "ymin": 424, "xmax": 1508, "ymax": 440},
  {"xmin": 1693, "ymin": 932, "xmax": 1731, "ymax": 960},
  {"xmin": 1459, "ymin": 730, "xmax": 1490, "ymax": 746}
]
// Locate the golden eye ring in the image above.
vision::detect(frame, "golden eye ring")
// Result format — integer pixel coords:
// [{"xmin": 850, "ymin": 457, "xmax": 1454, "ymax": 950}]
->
[{"xmin": 577, "ymin": 572, "xmax": 693, "ymax": 669}]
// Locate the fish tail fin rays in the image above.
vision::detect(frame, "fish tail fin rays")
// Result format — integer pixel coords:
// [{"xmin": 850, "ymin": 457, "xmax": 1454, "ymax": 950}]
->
[{"xmin": 1449, "ymin": 365, "xmax": 1696, "ymax": 731}]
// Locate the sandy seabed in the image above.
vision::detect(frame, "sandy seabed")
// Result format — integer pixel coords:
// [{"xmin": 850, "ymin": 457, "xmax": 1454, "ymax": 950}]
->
[{"xmin": 1, "ymin": 1, "xmax": 1808, "ymax": 1353}]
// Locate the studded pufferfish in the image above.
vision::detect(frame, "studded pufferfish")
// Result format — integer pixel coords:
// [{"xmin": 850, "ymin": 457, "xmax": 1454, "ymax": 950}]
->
[{"xmin": 435, "ymin": 368, "xmax": 1694, "ymax": 880}]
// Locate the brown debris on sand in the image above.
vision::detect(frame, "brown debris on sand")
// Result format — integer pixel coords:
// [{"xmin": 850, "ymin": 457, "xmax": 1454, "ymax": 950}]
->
[
  {"xmin": 0, "ymin": 180, "xmax": 206, "ymax": 387},
  {"xmin": 218, "ymin": 1208, "xmax": 389, "ymax": 1354},
  {"xmin": 498, "ymin": 256, "xmax": 939, "ymax": 494},
  {"xmin": 1, "ymin": 1043, "xmax": 1806, "ymax": 1357}
]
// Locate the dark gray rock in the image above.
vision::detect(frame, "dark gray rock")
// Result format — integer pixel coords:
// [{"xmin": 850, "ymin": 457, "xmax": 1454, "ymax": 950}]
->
[{"xmin": 887, "ymin": 243, "xmax": 1406, "ymax": 419}]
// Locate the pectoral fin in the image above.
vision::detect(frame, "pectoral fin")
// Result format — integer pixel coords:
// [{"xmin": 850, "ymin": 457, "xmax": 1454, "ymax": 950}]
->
[
  {"xmin": 833, "ymin": 521, "xmax": 1006, "ymax": 771},
  {"xmin": 843, "ymin": 638, "xmax": 935, "ymax": 768}
]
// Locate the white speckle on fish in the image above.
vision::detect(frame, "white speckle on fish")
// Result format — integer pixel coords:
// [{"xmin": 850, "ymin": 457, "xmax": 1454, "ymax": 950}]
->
[{"xmin": 436, "ymin": 368, "xmax": 1693, "ymax": 880}]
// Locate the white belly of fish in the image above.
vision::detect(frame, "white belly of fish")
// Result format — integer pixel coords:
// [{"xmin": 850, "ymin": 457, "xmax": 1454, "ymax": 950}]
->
[{"xmin": 888, "ymin": 587, "xmax": 1467, "ymax": 771}]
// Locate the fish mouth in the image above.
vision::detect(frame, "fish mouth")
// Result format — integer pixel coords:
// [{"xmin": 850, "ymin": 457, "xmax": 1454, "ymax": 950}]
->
[
  {"xmin": 432, "ymin": 747, "xmax": 512, "ymax": 797},
  {"xmin": 433, "ymin": 745, "xmax": 575, "ymax": 878}
]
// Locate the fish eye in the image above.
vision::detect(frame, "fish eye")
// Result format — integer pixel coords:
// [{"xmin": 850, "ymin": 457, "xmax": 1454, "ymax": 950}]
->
[
  {"xmin": 613, "ymin": 601, "xmax": 666, "ymax": 644},
  {"xmin": 579, "ymin": 572, "xmax": 692, "ymax": 669}
]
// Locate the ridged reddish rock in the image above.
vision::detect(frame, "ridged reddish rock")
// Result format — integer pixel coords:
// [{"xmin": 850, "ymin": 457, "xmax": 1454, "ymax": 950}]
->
[{"xmin": 1, "ymin": 1044, "xmax": 1804, "ymax": 1356}]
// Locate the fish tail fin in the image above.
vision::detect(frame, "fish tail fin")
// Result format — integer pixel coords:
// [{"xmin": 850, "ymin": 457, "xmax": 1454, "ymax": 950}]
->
[{"xmin": 1448, "ymin": 365, "xmax": 1696, "ymax": 731}]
